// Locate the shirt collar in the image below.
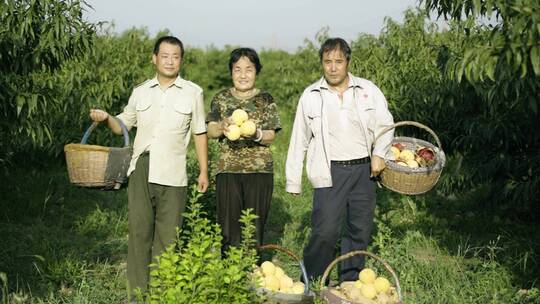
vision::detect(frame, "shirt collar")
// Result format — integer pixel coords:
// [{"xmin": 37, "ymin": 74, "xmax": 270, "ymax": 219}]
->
[
  {"xmin": 149, "ymin": 75, "xmax": 184, "ymax": 89},
  {"xmin": 316, "ymin": 73, "xmax": 363, "ymax": 91}
]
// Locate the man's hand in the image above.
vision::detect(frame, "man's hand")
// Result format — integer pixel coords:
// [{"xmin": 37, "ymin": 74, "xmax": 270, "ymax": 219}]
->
[
  {"xmin": 370, "ymin": 155, "xmax": 386, "ymax": 177},
  {"xmin": 90, "ymin": 109, "xmax": 109, "ymax": 122},
  {"xmin": 197, "ymin": 172, "xmax": 209, "ymax": 193}
]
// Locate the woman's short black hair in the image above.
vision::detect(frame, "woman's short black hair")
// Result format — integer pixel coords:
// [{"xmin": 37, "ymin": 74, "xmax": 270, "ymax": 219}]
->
[
  {"xmin": 319, "ymin": 38, "xmax": 351, "ymax": 62},
  {"xmin": 153, "ymin": 36, "xmax": 184, "ymax": 59},
  {"xmin": 229, "ymin": 48, "xmax": 262, "ymax": 75}
]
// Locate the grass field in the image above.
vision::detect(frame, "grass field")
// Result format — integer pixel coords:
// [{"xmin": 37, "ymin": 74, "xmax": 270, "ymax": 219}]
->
[{"xmin": 1, "ymin": 109, "xmax": 539, "ymax": 304}]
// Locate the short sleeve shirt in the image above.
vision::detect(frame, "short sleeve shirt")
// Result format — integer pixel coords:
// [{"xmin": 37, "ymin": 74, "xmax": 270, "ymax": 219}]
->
[
  {"xmin": 206, "ymin": 88, "xmax": 281, "ymax": 174},
  {"xmin": 116, "ymin": 76, "xmax": 206, "ymax": 187}
]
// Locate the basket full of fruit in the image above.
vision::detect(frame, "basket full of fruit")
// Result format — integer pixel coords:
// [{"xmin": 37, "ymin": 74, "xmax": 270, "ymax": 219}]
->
[
  {"xmin": 377, "ymin": 121, "xmax": 446, "ymax": 195},
  {"xmin": 251, "ymin": 244, "xmax": 315, "ymax": 303},
  {"xmin": 320, "ymin": 251, "xmax": 403, "ymax": 304}
]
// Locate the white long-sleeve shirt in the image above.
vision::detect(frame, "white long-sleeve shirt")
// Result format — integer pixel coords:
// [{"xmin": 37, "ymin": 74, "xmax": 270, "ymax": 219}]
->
[{"xmin": 285, "ymin": 74, "xmax": 394, "ymax": 194}]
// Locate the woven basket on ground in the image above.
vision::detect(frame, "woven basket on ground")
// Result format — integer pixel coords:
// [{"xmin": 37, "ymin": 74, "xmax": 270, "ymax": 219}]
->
[
  {"xmin": 254, "ymin": 244, "xmax": 315, "ymax": 304},
  {"xmin": 320, "ymin": 251, "xmax": 403, "ymax": 304},
  {"xmin": 377, "ymin": 121, "xmax": 446, "ymax": 195},
  {"xmin": 64, "ymin": 119, "xmax": 132, "ymax": 190}
]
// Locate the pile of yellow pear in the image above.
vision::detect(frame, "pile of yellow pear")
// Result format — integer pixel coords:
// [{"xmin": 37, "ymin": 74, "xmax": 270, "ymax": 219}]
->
[
  {"xmin": 331, "ymin": 268, "xmax": 399, "ymax": 304},
  {"xmin": 252, "ymin": 261, "xmax": 306, "ymax": 295},
  {"xmin": 224, "ymin": 109, "xmax": 257, "ymax": 141}
]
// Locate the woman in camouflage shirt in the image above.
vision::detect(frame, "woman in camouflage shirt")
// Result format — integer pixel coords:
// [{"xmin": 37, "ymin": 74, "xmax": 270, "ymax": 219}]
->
[{"xmin": 206, "ymin": 48, "xmax": 281, "ymax": 250}]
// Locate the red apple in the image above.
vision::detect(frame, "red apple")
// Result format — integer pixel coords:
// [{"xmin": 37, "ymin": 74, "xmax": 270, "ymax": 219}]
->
[{"xmin": 417, "ymin": 147, "xmax": 435, "ymax": 160}]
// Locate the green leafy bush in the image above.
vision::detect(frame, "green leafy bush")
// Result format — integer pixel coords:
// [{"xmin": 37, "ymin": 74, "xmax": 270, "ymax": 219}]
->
[{"xmin": 141, "ymin": 187, "xmax": 262, "ymax": 304}]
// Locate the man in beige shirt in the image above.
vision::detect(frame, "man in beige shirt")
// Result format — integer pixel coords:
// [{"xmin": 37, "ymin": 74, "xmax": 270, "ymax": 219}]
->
[{"xmin": 90, "ymin": 36, "xmax": 208, "ymax": 300}]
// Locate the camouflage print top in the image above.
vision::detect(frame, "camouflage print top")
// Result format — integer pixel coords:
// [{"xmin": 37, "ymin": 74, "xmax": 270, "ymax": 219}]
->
[{"xmin": 206, "ymin": 88, "xmax": 281, "ymax": 174}]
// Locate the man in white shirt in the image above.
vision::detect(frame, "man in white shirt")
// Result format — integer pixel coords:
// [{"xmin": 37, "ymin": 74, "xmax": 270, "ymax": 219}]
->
[
  {"xmin": 89, "ymin": 36, "xmax": 208, "ymax": 299},
  {"xmin": 285, "ymin": 38, "xmax": 394, "ymax": 283}
]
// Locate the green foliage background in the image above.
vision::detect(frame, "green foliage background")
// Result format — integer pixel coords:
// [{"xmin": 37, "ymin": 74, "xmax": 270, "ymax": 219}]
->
[{"xmin": 1, "ymin": 0, "xmax": 539, "ymax": 303}]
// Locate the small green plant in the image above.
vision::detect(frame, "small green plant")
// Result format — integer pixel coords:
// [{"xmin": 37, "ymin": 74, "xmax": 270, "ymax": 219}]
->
[{"xmin": 142, "ymin": 186, "xmax": 262, "ymax": 304}]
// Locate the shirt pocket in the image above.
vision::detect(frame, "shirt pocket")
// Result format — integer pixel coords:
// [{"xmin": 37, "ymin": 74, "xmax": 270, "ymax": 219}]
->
[
  {"xmin": 172, "ymin": 101, "xmax": 192, "ymax": 132},
  {"xmin": 135, "ymin": 100, "xmax": 153, "ymax": 127}
]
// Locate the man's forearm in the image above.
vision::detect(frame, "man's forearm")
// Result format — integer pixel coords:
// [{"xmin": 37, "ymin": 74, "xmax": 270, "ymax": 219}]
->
[
  {"xmin": 107, "ymin": 116, "xmax": 123, "ymax": 135},
  {"xmin": 193, "ymin": 133, "xmax": 209, "ymax": 174}
]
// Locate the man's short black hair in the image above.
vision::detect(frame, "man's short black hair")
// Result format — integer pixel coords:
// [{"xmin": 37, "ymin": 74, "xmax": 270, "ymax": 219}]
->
[
  {"xmin": 319, "ymin": 38, "xmax": 351, "ymax": 62},
  {"xmin": 153, "ymin": 36, "xmax": 184, "ymax": 58},
  {"xmin": 228, "ymin": 48, "xmax": 262, "ymax": 75}
]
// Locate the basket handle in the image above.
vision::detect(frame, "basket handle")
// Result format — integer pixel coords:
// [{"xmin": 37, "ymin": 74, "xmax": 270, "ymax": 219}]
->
[
  {"xmin": 320, "ymin": 250, "xmax": 403, "ymax": 303},
  {"xmin": 375, "ymin": 120, "xmax": 442, "ymax": 151},
  {"xmin": 258, "ymin": 244, "xmax": 310, "ymax": 295},
  {"xmin": 80, "ymin": 118, "xmax": 130, "ymax": 147}
]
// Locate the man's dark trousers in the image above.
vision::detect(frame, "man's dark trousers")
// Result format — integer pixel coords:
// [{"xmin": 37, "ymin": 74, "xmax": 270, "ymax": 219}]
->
[
  {"xmin": 126, "ymin": 153, "xmax": 187, "ymax": 297},
  {"xmin": 303, "ymin": 161, "xmax": 376, "ymax": 283}
]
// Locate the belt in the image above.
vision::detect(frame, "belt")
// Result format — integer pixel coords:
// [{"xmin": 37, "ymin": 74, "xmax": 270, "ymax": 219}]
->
[{"xmin": 331, "ymin": 157, "xmax": 370, "ymax": 166}]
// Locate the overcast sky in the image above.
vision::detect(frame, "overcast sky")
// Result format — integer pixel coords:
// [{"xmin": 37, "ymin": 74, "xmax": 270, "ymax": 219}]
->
[{"xmin": 84, "ymin": 0, "xmax": 420, "ymax": 51}]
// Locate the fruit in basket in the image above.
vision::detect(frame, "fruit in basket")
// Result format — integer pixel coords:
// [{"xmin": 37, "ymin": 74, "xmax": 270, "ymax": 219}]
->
[
  {"xmin": 252, "ymin": 261, "xmax": 306, "ymax": 295},
  {"xmin": 359, "ymin": 268, "xmax": 377, "ymax": 284},
  {"xmin": 376, "ymin": 292, "xmax": 391, "ymax": 304},
  {"xmin": 406, "ymin": 159, "xmax": 419, "ymax": 168},
  {"xmin": 416, "ymin": 146, "xmax": 436, "ymax": 167},
  {"xmin": 279, "ymin": 275, "xmax": 293, "ymax": 290},
  {"xmin": 392, "ymin": 143, "xmax": 405, "ymax": 151},
  {"xmin": 399, "ymin": 149, "xmax": 415, "ymax": 162},
  {"xmin": 291, "ymin": 282, "xmax": 305, "ymax": 294},
  {"xmin": 274, "ymin": 266, "xmax": 285, "ymax": 279},
  {"xmin": 374, "ymin": 277, "xmax": 391, "ymax": 293},
  {"xmin": 396, "ymin": 161, "xmax": 408, "ymax": 166},
  {"xmin": 265, "ymin": 275, "xmax": 280, "ymax": 291},
  {"xmin": 231, "ymin": 109, "xmax": 249, "ymax": 126},
  {"xmin": 335, "ymin": 270, "xmax": 398, "ymax": 303},
  {"xmin": 261, "ymin": 261, "xmax": 275, "ymax": 276},
  {"xmin": 417, "ymin": 146, "xmax": 435, "ymax": 161},
  {"xmin": 361, "ymin": 283, "xmax": 377, "ymax": 299},
  {"xmin": 390, "ymin": 146, "xmax": 401, "ymax": 159}
]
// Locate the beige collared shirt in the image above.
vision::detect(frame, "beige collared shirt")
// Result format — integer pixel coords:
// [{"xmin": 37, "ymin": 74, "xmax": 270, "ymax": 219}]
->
[{"xmin": 117, "ymin": 76, "xmax": 206, "ymax": 187}]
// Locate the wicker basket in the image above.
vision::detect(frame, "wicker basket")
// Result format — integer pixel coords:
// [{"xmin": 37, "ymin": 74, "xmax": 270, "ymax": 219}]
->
[
  {"xmin": 377, "ymin": 121, "xmax": 446, "ymax": 195},
  {"xmin": 64, "ymin": 119, "xmax": 132, "ymax": 190},
  {"xmin": 255, "ymin": 244, "xmax": 315, "ymax": 304},
  {"xmin": 320, "ymin": 251, "xmax": 403, "ymax": 304}
]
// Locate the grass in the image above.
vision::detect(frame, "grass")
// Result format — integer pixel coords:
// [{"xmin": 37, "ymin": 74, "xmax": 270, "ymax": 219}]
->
[{"xmin": 1, "ymin": 109, "xmax": 539, "ymax": 303}]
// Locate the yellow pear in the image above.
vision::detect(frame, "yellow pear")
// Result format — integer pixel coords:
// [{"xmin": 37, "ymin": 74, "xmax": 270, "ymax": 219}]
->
[
  {"xmin": 374, "ymin": 276, "xmax": 391, "ymax": 294},
  {"xmin": 264, "ymin": 275, "xmax": 280, "ymax": 291},
  {"xmin": 360, "ymin": 283, "xmax": 377, "ymax": 299},
  {"xmin": 240, "ymin": 120, "xmax": 257, "ymax": 137},
  {"xmin": 279, "ymin": 275, "xmax": 293, "ymax": 290},
  {"xmin": 291, "ymin": 282, "xmax": 305, "ymax": 294},
  {"xmin": 390, "ymin": 146, "xmax": 401, "ymax": 159},
  {"xmin": 231, "ymin": 109, "xmax": 248, "ymax": 126},
  {"xmin": 406, "ymin": 159, "xmax": 419, "ymax": 168},
  {"xmin": 261, "ymin": 261, "xmax": 275, "ymax": 276},
  {"xmin": 399, "ymin": 149, "xmax": 415, "ymax": 162},
  {"xmin": 354, "ymin": 280, "xmax": 363, "ymax": 289},
  {"xmin": 225, "ymin": 124, "xmax": 241, "ymax": 141},
  {"xmin": 274, "ymin": 266, "xmax": 285, "ymax": 279},
  {"xmin": 359, "ymin": 268, "xmax": 376, "ymax": 284}
]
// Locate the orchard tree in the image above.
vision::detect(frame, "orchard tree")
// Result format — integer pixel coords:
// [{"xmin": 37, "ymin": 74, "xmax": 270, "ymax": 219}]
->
[{"xmin": 0, "ymin": 0, "xmax": 95, "ymax": 163}]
